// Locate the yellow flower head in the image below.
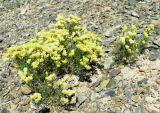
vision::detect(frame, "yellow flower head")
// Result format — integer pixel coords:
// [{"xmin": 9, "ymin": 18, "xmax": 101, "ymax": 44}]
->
[
  {"xmin": 60, "ymin": 97, "xmax": 69, "ymax": 105},
  {"xmin": 68, "ymin": 49, "xmax": 75, "ymax": 57},
  {"xmin": 31, "ymin": 93, "xmax": 42, "ymax": 104},
  {"xmin": 122, "ymin": 24, "xmax": 127, "ymax": 33}
]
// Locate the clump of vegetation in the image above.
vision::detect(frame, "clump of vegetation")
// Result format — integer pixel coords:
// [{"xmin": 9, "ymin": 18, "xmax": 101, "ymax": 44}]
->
[
  {"xmin": 4, "ymin": 15, "xmax": 104, "ymax": 105},
  {"xmin": 114, "ymin": 24, "xmax": 154, "ymax": 63}
]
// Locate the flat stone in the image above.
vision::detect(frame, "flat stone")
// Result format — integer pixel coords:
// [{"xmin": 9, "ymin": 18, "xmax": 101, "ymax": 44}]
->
[
  {"xmin": 109, "ymin": 68, "xmax": 121, "ymax": 78},
  {"xmin": 21, "ymin": 96, "xmax": 30, "ymax": 106},
  {"xmin": 131, "ymin": 11, "xmax": 139, "ymax": 18},
  {"xmin": 132, "ymin": 95, "xmax": 141, "ymax": 103},
  {"xmin": 124, "ymin": 88, "xmax": 133, "ymax": 100},
  {"xmin": 90, "ymin": 92, "xmax": 101, "ymax": 101},
  {"xmin": 0, "ymin": 35, "xmax": 4, "ymax": 43},
  {"xmin": 90, "ymin": 76, "xmax": 100, "ymax": 87},
  {"xmin": 1, "ymin": 108, "xmax": 8, "ymax": 113},
  {"xmin": 20, "ymin": 85, "xmax": 32, "ymax": 95},
  {"xmin": 76, "ymin": 95, "xmax": 87, "ymax": 108},
  {"xmin": 99, "ymin": 79, "xmax": 110, "ymax": 89},
  {"xmin": 104, "ymin": 57, "xmax": 113, "ymax": 70},
  {"xmin": 153, "ymin": 36, "xmax": 160, "ymax": 47},
  {"xmin": 104, "ymin": 89, "xmax": 116, "ymax": 97}
]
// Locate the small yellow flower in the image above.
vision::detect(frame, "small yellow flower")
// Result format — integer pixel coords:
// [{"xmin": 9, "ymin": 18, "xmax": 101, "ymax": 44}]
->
[
  {"xmin": 31, "ymin": 93, "xmax": 42, "ymax": 103},
  {"xmin": 63, "ymin": 75, "xmax": 71, "ymax": 82},
  {"xmin": 125, "ymin": 45, "xmax": 130, "ymax": 50},
  {"xmin": 45, "ymin": 73, "xmax": 56, "ymax": 82},
  {"xmin": 24, "ymin": 76, "xmax": 33, "ymax": 84},
  {"xmin": 68, "ymin": 49, "xmax": 75, "ymax": 57},
  {"xmin": 122, "ymin": 24, "xmax": 127, "ymax": 33},
  {"xmin": 62, "ymin": 50, "xmax": 67, "ymax": 56},
  {"xmin": 120, "ymin": 37, "xmax": 125, "ymax": 45},
  {"xmin": 27, "ymin": 59, "xmax": 31, "ymax": 64},
  {"xmin": 61, "ymin": 83, "xmax": 68, "ymax": 89},
  {"xmin": 143, "ymin": 31, "xmax": 148, "ymax": 39},
  {"xmin": 60, "ymin": 97, "xmax": 69, "ymax": 105}
]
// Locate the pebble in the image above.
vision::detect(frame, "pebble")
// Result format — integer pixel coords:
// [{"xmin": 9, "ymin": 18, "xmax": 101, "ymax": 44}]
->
[
  {"xmin": 99, "ymin": 79, "xmax": 110, "ymax": 89},
  {"xmin": 109, "ymin": 68, "xmax": 121, "ymax": 78},
  {"xmin": 131, "ymin": 11, "xmax": 140, "ymax": 18},
  {"xmin": 131, "ymin": 95, "xmax": 141, "ymax": 103},
  {"xmin": 20, "ymin": 85, "xmax": 32, "ymax": 95},
  {"xmin": 76, "ymin": 95, "xmax": 87, "ymax": 108},
  {"xmin": 1, "ymin": 108, "xmax": 8, "ymax": 113}
]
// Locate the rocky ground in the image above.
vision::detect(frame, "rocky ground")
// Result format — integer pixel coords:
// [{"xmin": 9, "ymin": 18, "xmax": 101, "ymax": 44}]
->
[{"xmin": 0, "ymin": 0, "xmax": 160, "ymax": 113}]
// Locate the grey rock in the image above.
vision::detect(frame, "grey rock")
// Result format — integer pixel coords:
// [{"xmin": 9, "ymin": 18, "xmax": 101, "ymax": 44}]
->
[
  {"xmin": 109, "ymin": 68, "xmax": 121, "ymax": 78},
  {"xmin": 137, "ymin": 79, "xmax": 148, "ymax": 86},
  {"xmin": 124, "ymin": 88, "xmax": 133, "ymax": 100},
  {"xmin": 133, "ymin": 107, "xmax": 142, "ymax": 113},
  {"xmin": 1, "ymin": 108, "xmax": 8, "ymax": 113},
  {"xmin": 0, "ymin": 35, "xmax": 4, "ymax": 43},
  {"xmin": 90, "ymin": 76, "xmax": 100, "ymax": 87},
  {"xmin": 107, "ymin": 79, "xmax": 117, "ymax": 88},
  {"xmin": 124, "ymin": 109, "xmax": 132, "ymax": 113},
  {"xmin": 153, "ymin": 36, "xmax": 160, "ymax": 47},
  {"xmin": 102, "ymin": 89, "xmax": 116, "ymax": 97},
  {"xmin": 70, "ymin": 111, "xmax": 85, "ymax": 113},
  {"xmin": 90, "ymin": 92, "xmax": 101, "ymax": 101},
  {"xmin": 94, "ymin": 86, "xmax": 103, "ymax": 93},
  {"xmin": 131, "ymin": 11, "xmax": 140, "ymax": 18},
  {"xmin": 76, "ymin": 95, "xmax": 87, "ymax": 108},
  {"xmin": 104, "ymin": 57, "xmax": 113, "ymax": 70},
  {"xmin": 68, "ymin": 75, "xmax": 79, "ymax": 87},
  {"xmin": 21, "ymin": 96, "xmax": 30, "ymax": 106},
  {"xmin": 149, "ymin": 49, "xmax": 160, "ymax": 61}
]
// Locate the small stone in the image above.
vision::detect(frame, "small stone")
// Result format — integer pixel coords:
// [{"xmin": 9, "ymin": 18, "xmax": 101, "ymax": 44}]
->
[
  {"xmin": 39, "ymin": 107, "xmax": 50, "ymax": 113},
  {"xmin": 131, "ymin": 11, "xmax": 139, "ymax": 18},
  {"xmin": 124, "ymin": 109, "xmax": 132, "ymax": 113},
  {"xmin": 90, "ymin": 76, "xmax": 100, "ymax": 87},
  {"xmin": 109, "ymin": 68, "xmax": 121, "ymax": 78},
  {"xmin": 20, "ymin": 85, "xmax": 32, "ymax": 95},
  {"xmin": 1, "ymin": 108, "xmax": 8, "ymax": 113},
  {"xmin": 22, "ymin": 96, "xmax": 30, "ymax": 106},
  {"xmin": 132, "ymin": 95, "xmax": 141, "ymax": 103},
  {"xmin": 137, "ymin": 79, "xmax": 148, "ymax": 86},
  {"xmin": 76, "ymin": 95, "xmax": 87, "ymax": 107},
  {"xmin": 104, "ymin": 57, "xmax": 113, "ymax": 69},
  {"xmin": 70, "ymin": 111, "xmax": 85, "ymax": 113},
  {"xmin": 70, "ymin": 96, "xmax": 76, "ymax": 104},
  {"xmin": 94, "ymin": 86, "xmax": 103, "ymax": 93},
  {"xmin": 90, "ymin": 92, "xmax": 101, "ymax": 101},
  {"xmin": 68, "ymin": 75, "xmax": 79, "ymax": 87},
  {"xmin": 136, "ymin": 87, "xmax": 146, "ymax": 94},
  {"xmin": 100, "ymin": 80, "xmax": 110, "ymax": 89},
  {"xmin": 153, "ymin": 36, "xmax": 160, "ymax": 47},
  {"xmin": 145, "ymin": 96, "xmax": 156, "ymax": 103},
  {"xmin": 104, "ymin": 89, "xmax": 116, "ymax": 97},
  {"xmin": 124, "ymin": 88, "xmax": 133, "ymax": 100},
  {"xmin": 0, "ymin": 35, "xmax": 4, "ymax": 43}
]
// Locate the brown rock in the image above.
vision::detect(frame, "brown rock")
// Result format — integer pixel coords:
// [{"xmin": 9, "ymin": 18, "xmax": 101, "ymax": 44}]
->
[
  {"xmin": 20, "ymin": 85, "xmax": 32, "ymax": 95},
  {"xmin": 132, "ymin": 95, "xmax": 141, "ymax": 103}
]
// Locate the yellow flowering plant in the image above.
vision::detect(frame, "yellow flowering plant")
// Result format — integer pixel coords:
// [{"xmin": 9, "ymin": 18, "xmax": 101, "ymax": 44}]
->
[
  {"xmin": 4, "ymin": 15, "xmax": 104, "ymax": 105},
  {"xmin": 114, "ymin": 24, "xmax": 154, "ymax": 63}
]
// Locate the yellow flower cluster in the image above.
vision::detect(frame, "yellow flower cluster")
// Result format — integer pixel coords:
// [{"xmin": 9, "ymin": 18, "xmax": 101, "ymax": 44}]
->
[
  {"xmin": 141, "ymin": 24, "xmax": 154, "ymax": 46},
  {"xmin": 4, "ymin": 15, "xmax": 104, "ymax": 105},
  {"xmin": 31, "ymin": 93, "xmax": 42, "ymax": 103},
  {"xmin": 115, "ymin": 23, "xmax": 155, "ymax": 62},
  {"xmin": 45, "ymin": 73, "xmax": 57, "ymax": 87},
  {"xmin": 120, "ymin": 24, "xmax": 138, "ymax": 54},
  {"xmin": 18, "ymin": 67, "xmax": 33, "ymax": 84},
  {"xmin": 54, "ymin": 75, "xmax": 76, "ymax": 105}
]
